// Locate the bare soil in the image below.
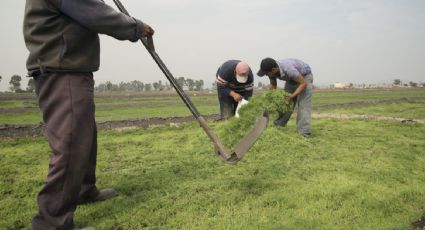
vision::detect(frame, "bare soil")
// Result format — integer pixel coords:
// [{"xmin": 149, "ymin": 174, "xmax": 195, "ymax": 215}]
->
[
  {"xmin": 412, "ymin": 215, "xmax": 425, "ymax": 230},
  {"xmin": 0, "ymin": 115, "xmax": 220, "ymax": 138}
]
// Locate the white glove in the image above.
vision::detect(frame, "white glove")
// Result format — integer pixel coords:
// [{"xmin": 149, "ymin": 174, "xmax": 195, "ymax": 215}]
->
[{"xmin": 235, "ymin": 99, "xmax": 249, "ymax": 118}]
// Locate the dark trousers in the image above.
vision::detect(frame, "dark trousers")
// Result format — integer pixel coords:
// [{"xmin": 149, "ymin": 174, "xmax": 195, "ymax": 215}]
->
[
  {"xmin": 275, "ymin": 74, "xmax": 313, "ymax": 135},
  {"xmin": 274, "ymin": 97, "xmax": 296, "ymax": 127},
  {"xmin": 32, "ymin": 73, "xmax": 99, "ymax": 230},
  {"xmin": 217, "ymin": 90, "xmax": 238, "ymax": 119}
]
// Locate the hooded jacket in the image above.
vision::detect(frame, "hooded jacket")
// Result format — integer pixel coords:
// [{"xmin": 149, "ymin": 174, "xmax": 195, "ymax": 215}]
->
[{"xmin": 23, "ymin": 0, "xmax": 144, "ymax": 75}]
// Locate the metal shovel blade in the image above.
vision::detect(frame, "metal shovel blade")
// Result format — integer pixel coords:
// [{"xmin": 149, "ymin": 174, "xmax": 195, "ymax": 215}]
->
[
  {"xmin": 199, "ymin": 111, "xmax": 269, "ymax": 164},
  {"xmin": 223, "ymin": 110, "xmax": 270, "ymax": 164}
]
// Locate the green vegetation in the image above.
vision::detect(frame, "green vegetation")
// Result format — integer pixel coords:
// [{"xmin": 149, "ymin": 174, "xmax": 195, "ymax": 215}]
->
[
  {"xmin": 318, "ymin": 101, "xmax": 425, "ymax": 120},
  {"xmin": 1, "ymin": 88, "xmax": 424, "ymax": 125},
  {"xmin": 217, "ymin": 90, "xmax": 293, "ymax": 149},
  {"xmin": 312, "ymin": 88, "xmax": 425, "ymax": 105},
  {"xmin": 1, "ymin": 119, "xmax": 424, "ymax": 229},
  {"xmin": 0, "ymin": 100, "xmax": 38, "ymax": 109},
  {"xmin": 1, "ymin": 88, "xmax": 425, "ymax": 229}
]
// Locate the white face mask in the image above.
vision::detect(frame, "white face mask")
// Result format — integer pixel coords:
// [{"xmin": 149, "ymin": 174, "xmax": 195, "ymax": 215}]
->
[{"xmin": 236, "ymin": 74, "xmax": 248, "ymax": 83}]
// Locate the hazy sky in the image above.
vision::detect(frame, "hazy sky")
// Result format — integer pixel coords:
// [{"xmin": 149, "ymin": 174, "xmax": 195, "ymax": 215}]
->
[{"xmin": 1, "ymin": 0, "xmax": 424, "ymax": 91}]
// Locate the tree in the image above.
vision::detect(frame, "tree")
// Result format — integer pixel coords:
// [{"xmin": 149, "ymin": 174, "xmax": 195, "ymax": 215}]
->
[
  {"xmin": 152, "ymin": 82, "xmax": 160, "ymax": 91},
  {"xmin": 105, "ymin": 81, "xmax": 113, "ymax": 91},
  {"xmin": 409, "ymin": 81, "xmax": 418, "ymax": 87},
  {"xmin": 185, "ymin": 78, "xmax": 195, "ymax": 91},
  {"xmin": 9, "ymin": 75, "xmax": 22, "ymax": 92},
  {"xmin": 144, "ymin": 83, "xmax": 152, "ymax": 92},
  {"xmin": 393, "ymin": 79, "xmax": 401, "ymax": 85},
  {"xmin": 27, "ymin": 78, "xmax": 35, "ymax": 92},
  {"xmin": 194, "ymin": 80, "xmax": 204, "ymax": 91},
  {"xmin": 95, "ymin": 83, "xmax": 107, "ymax": 92},
  {"xmin": 119, "ymin": 81, "xmax": 131, "ymax": 91},
  {"xmin": 130, "ymin": 80, "xmax": 144, "ymax": 91},
  {"xmin": 176, "ymin": 77, "xmax": 185, "ymax": 88},
  {"xmin": 158, "ymin": 80, "xmax": 165, "ymax": 91},
  {"xmin": 164, "ymin": 81, "xmax": 172, "ymax": 91}
]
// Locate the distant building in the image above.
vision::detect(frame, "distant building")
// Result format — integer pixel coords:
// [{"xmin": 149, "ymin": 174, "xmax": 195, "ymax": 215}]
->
[{"xmin": 333, "ymin": 82, "xmax": 346, "ymax": 89}]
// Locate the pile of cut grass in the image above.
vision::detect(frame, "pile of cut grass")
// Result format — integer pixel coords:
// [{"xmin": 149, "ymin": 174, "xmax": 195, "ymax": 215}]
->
[{"xmin": 216, "ymin": 89, "xmax": 293, "ymax": 149}]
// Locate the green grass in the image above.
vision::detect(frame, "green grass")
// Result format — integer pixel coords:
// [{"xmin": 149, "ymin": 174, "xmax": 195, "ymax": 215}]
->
[
  {"xmin": 0, "ymin": 100, "xmax": 38, "ymax": 109},
  {"xmin": 1, "ymin": 88, "xmax": 425, "ymax": 125},
  {"xmin": 318, "ymin": 101, "xmax": 425, "ymax": 120},
  {"xmin": 1, "ymin": 119, "xmax": 424, "ymax": 229},
  {"xmin": 312, "ymin": 88, "xmax": 425, "ymax": 105},
  {"xmin": 94, "ymin": 95, "xmax": 217, "ymax": 105}
]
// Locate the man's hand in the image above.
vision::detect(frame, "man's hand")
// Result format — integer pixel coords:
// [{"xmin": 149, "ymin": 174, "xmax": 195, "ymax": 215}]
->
[
  {"xmin": 141, "ymin": 23, "xmax": 155, "ymax": 37},
  {"xmin": 284, "ymin": 95, "xmax": 292, "ymax": 104},
  {"xmin": 269, "ymin": 78, "xmax": 277, "ymax": 90},
  {"xmin": 229, "ymin": 91, "xmax": 243, "ymax": 102}
]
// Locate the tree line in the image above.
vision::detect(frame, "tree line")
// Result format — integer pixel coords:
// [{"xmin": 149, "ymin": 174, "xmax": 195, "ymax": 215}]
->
[
  {"xmin": 1, "ymin": 75, "xmax": 424, "ymax": 93},
  {"xmin": 393, "ymin": 79, "xmax": 425, "ymax": 88},
  {"xmin": 0, "ymin": 75, "xmax": 35, "ymax": 93},
  {"xmin": 0, "ymin": 75, "xmax": 205, "ymax": 93},
  {"xmin": 95, "ymin": 77, "xmax": 204, "ymax": 92}
]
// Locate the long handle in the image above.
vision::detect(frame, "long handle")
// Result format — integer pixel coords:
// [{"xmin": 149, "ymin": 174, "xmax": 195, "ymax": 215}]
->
[
  {"xmin": 112, "ymin": 0, "xmax": 201, "ymax": 119},
  {"xmin": 112, "ymin": 0, "xmax": 234, "ymax": 162}
]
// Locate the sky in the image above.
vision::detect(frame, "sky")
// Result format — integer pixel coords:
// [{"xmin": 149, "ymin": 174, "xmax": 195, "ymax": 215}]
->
[{"xmin": 0, "ymin": 0, "xmax": 424, "ymax": 91}]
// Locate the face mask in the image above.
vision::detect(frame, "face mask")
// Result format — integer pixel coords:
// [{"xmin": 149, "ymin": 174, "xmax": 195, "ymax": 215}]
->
[{"xmin": 236, "ymin": 74, "xmax": 248, "ymax": 83}]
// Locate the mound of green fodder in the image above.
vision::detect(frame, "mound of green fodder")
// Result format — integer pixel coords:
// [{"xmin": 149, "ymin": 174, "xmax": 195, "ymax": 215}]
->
[{"xmin": 216, "ymin": 89, "xmax": 294, "ymax": 149}]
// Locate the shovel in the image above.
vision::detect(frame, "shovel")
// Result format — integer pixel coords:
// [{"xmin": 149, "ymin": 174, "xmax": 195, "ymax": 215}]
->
[{"xmin": 112, "ymin": 0, "xmax": 269, "ymax": 164}]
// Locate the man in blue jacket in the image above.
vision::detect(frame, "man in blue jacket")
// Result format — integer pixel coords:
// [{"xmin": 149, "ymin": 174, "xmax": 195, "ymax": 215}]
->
[
  {"xmin": 216, "ymin": 60, "xmax": 254, "ymax": 119},
  {"xmin": 257, "ymin": 57, "xmax": 313, "ymax": 137},
  {"xmin": 23, "ymin": 0, "xmax": 154, "ymax": 229}
]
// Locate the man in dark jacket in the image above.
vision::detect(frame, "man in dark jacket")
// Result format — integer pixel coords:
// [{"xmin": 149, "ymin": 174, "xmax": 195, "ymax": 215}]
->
[
  {"xmin": 216, "ymin": 60, "xmax": 254, "ymax": 119},
  {"xmin": 23, "ymin": 0, "xmax": 154, "ymax": 229}
]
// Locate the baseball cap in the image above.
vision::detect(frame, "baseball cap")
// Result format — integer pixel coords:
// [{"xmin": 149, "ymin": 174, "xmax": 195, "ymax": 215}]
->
[{"xmin": 257, "ymin": 57, "xmax": 277, "ymax": 77}]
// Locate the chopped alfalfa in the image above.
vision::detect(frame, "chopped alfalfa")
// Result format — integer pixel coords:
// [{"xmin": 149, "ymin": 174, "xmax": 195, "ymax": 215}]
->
[{"xmin": 215, "ymin": 89, "xmax": 294, "ymax": 149}]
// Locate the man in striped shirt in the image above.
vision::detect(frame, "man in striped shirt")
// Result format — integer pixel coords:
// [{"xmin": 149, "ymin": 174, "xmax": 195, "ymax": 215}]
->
[{"xmin": 216, "ymin": 60, "xmax": 254, "ymax": 119}]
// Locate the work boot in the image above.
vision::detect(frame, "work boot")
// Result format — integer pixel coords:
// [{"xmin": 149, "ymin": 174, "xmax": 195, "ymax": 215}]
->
[
  {"xmin": 302, "ymin": 132, "xmax": 311, "ymax": 138},
  {"xmin": 273, "ymin": 118, "xmax": 287, "ymax": 127},
  {"xmin": 78, "ymin": 188, "xmax": 117, "ymax": 205}
]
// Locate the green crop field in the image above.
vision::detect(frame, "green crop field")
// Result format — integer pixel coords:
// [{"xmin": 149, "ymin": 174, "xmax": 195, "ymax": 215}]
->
[
  {"xmin": 317, "ymin": 101, "xmax": 425, "ymax": 120},
  {"xmin": 1, "ymin": 88, "xmax": 425, "ymax": 125},
  {"xmin": 1, "ymin": 88, "xmax": 425, "ymax": 229}
]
